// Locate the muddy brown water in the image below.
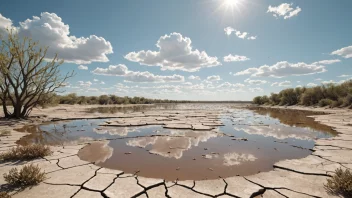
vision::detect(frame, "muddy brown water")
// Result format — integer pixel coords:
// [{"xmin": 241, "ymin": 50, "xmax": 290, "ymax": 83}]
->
[{"xmin": 16, "ymin": 104, "xmax": 336, "ymax": 181}]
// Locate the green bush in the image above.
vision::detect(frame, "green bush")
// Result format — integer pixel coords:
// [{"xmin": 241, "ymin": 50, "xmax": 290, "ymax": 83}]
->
[
  {"xmin": 269, "ymin": 93, "xmax": 281, "ymax": 105},
  {"xmin": 325, "ymin": 168, "xmax": 352, "ymax": 197},
  {"xmin": 0, "ymin": 145, "xmax": 52, "ymax": 161},
  {"xmin": 318, "ymin": 99, "xmax": 333, "ymax": 107},
  {"xmin": 331, "ymin": 98, "xmax": 344, "ymax": 108},
  {"xmin": 279, "ymin": 88, "xmax": 299, "ymax": 106},
  {"xmin": 261, "ymin": 95, "xmax": 269, "ymax": 104},
  {"xmin": 342, "ymin": 94, "xmax": 352, "ymax": 107},
  {"xmin": 98, "ymin": 95, "xmax": 111, "ymax": 105},
  {"xmin": 300, "ymin": 87, "xmax": 324, "ymax": 106},
  {"xmin": 253, "ymin": 96, "xmax": 263, "ymax": 105},
  {"xmin": 253, "ymin": 80, "xmax": 352, "ymax": 107},
  {"xmin": 4, "ymin": 164, "xmax": 45, "ymax": 187}
]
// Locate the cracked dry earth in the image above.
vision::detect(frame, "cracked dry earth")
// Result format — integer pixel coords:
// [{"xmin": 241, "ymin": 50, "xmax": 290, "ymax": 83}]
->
[{"xmin": 0, "ymin": 105, "xmax": 352, "ymax": 198}]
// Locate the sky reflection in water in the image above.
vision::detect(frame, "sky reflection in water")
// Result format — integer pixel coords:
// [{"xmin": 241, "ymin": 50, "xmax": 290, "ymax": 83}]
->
[{"xmin": 17, "ymin": 105, "xmax": 335, "ymax": 180}]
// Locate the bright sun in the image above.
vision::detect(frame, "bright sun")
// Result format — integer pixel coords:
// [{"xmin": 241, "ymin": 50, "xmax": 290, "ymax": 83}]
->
[
  {"xmin": 213, "ymin": 0, "xmax": 247, "ymax": 17},
  {"xmin": 221, "ymin": 0, "xmax": 245, "ymax": 12}
]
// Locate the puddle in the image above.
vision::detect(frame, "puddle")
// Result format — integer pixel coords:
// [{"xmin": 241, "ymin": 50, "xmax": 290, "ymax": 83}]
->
[{"xmin": 16, "ymin": 104, "xmax": 335, "ymax": 181}]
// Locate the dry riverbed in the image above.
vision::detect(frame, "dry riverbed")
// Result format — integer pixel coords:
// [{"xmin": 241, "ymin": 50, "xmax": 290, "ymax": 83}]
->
[{"xmin": 0, "ymin": 104, "xmax": 351, "ymax": 198}]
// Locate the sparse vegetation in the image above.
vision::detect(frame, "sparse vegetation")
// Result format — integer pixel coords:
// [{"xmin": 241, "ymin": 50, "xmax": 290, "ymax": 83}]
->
[
  {"xmin": 318, "ymin": 99, "xmax": 333, "ymax": 107},
  {"xmin": 3, "ymin": 164, "xmax": 45, "ymax": 187},
  {"xmin": 253, "ymin": 80, "xmax": 352, "ymax": 108},
  {"xmin": 0, "ymin": 130, "xmax": 11, "ymax": 136},
  {"xmin": 325, "ymin": 168, "xmax": 352, "ymax": 197},
  {"xmin": 1, "ymin": 93, "xmax": 191, "ymax": 108},
  {"xmin": 0, "ymin": 145, "xmax": 52, "ymax": 161},
  {"xmin": 0, "ymin": 192, "xmax": 11, "ymax": 198},
  {"xmin": 55, "ymin": 93, "xmax": 184, "ymax": 105}
]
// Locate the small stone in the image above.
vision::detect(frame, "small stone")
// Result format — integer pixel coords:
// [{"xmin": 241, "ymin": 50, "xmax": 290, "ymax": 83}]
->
[
  {"xmin": 125, "ymin": 152, "xmax": 132, "ymax": 154},
  {"xmin": 232, "ymin": 138, "xmax": 248, "ymax": 141}
]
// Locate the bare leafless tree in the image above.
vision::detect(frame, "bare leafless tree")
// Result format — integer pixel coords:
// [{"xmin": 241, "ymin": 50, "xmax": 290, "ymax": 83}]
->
[{"xmin": 0, "ymin": 30, "xmax": 74, "ymax": 118}]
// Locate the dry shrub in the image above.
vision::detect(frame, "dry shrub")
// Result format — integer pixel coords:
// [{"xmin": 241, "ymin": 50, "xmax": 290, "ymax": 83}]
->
[
  {"xmin": 342, "ymin": 94, "xmax": 352, "ymax": 107},
  {"xmin": 325, "ymin": 168, "xmax": 352, "ymax": 197},
  {"xmin": 330, "ymin": 98, "xmax": 344, "ymax": 108},
  {"xmin": 0, "ymin": 145, "xmax": 52, "ymax": 161},
  {"xmin": 0, "ymin": 130, "xmax": 11, "ymax": 137},
  {"xmin": 253, "ymin": 80, "xmax": 352, "ymax": 107},
  {"xmin": 318, "ymin": 99, "xmax": 333, "ymax": 107},
  {"xmin": 0, "ymin": 192, "xmax": 11, "ymax": 198},
  {"xmin": 3, "ymin": 164, "xmax": 45, "ymax": 187}
]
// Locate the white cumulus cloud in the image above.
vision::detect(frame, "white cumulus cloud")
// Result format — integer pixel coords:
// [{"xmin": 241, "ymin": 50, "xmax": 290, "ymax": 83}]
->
[
  {"xmin": 244, "ymin": 78, "xmax": 267, "ymax": 85},
  {"xmin": 0, "ymin": 14, "xmax": 14, "ymax": 34},
  {"xmin": 307, "ymin": 83, "xmax": 317, "ymax": 87},
  {"xmin": 188, "ymin": 75, "xmax": 201, "ymax": 80},
  {"xmin": 92, "ymin": 64, "xmax": 185, "ymax": 83},
  {"xmin": 236, "ymin": 30, "xmax": 248, "ymax": 39},
  {"xmin": 125, "ymin": 32, "xmax": 220, "ymax": 72},
  {"xmin": 312, "ymin": 59, "xmax": 341, "ymax": 65},
  {"xmin": 224, "ymin": 27, "xmax": 235, "ymax": 36},
  {"xmin": 78, "ymin": 81, "xmax": 92, "ymax": 88},
  {"xmin": 331, "ymin": 45, "xmax": 352, "ymax": 59},
  {"xmin": 234, "ymin": 61, "xmax": 326, "ymax": 78},
  {"xmin": 78, "ymin": 65, "xmax": 88, "ymax": 70},
  {"xmin": 271, "ymin": 81, "xmax": 292, "ymax": 87},
  {"xmin": 224, "ymin": 26, "xmax": 257, "ymax": 40},
  {"xmin": 338, "ymin": 74, "xmax": 352, "ymax": 78},
  {"xmin": 224, "ymin": 54, "xmax": 250, "ymax": 62},
  {"xmin": 267, "ymin": 3, "xmax": 302, "ymax": 19},
  {"xmin": 247, "ymin": 36, "xmax": 257, "ymax": 40},
  {"xmin": 5, "ymin": 12, "xmax": 114, "ymax": 64},
  {"xmin": 206, "ymin": 75, "xmax": 221, "ymax": 81},
  {"xmin": 217, "ymin": 82, "xmax": 245, "ymax": 89}
]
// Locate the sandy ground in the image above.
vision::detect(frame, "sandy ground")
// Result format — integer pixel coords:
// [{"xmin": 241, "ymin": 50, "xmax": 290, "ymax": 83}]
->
[{"xmin": 0, "ymin": 104, "xmax": 351, "ymax": 198}]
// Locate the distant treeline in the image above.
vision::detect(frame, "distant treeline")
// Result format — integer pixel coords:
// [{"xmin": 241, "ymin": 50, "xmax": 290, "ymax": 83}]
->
[
  {"xmin": 253, "ymin": 80, "xmax": 352, "ymax": 108},
  {"xmin": 30, "ymin": 94, "xmax": 250, "ymax": 107},
  {"xmin": 44, "ymin": 94, "xmax": 187, "ymax": 106},
  {"xmin": 1, "ymin": 93, "xmax": 251, "ymax": 107}
]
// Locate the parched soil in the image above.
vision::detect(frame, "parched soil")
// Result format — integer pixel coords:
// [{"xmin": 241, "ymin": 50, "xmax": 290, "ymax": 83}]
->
[{"xmin": 0, "ymin": 104, "xmax": 351, "ymax": 198}]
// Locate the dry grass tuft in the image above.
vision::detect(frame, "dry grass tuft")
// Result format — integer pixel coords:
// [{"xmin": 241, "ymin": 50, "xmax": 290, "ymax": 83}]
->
[
  {"xmin": 0, "ymin": 145, "xmax": 52, "ymax": 161},
  {"xmin": 3, "ymin": 164, "xmax": 45, "ymax": 187},
  {"xmin": 325, "ymin": 168, "xmax": 352, "ymax": 197},
  {"xmin": 0, "ymin": 130, "xmax": 11, "ymax": 137},
  {"xmin": 0, "ymin": 192, "xmax": 12, "ymax": 198}
]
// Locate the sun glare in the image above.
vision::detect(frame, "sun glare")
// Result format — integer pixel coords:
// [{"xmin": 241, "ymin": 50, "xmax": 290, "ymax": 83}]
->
[
  {"xmin": 220, "ymin": 0, "xmax": 245, "ymax": 13},
  {"xmin": 225, "ymin": 0, "xmax": 239, "ymax": 7}
]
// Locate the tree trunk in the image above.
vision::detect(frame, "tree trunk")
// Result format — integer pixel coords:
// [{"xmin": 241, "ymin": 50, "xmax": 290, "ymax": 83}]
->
[
  {"xmin": 12, "ymin": 103, "xmax": 22, "ymax": 119},
  {"xmin": 2, "ymin": 103, "xmax": 10, "ymax": 118}
]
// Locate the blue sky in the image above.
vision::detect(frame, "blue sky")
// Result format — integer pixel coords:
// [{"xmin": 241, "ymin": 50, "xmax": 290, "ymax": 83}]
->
[{"xmin": 1, "ymin": 0, "xmax": 351, "ymax": 100}]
